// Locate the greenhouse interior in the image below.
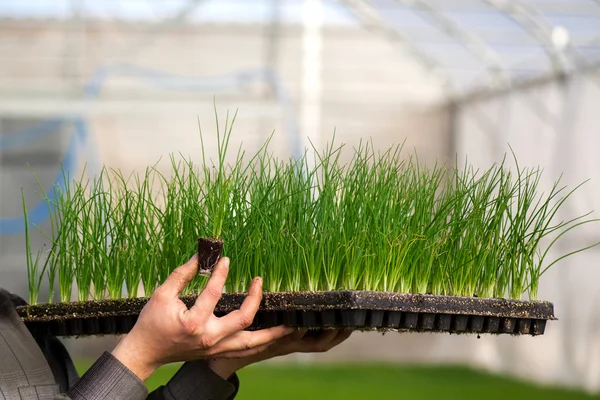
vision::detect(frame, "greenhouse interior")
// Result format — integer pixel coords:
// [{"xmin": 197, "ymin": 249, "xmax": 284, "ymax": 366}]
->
[{"xmin": 1, "ymin": 0, "xmax": 600, "ymax": 399}]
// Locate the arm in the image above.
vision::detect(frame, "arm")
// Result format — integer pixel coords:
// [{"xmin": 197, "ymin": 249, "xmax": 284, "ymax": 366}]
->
[
  {"xmin": 207, "ymin": 329, "xmax": 352, "ymax": 382},
  {"xmin": 1, "ymin": 287, "xmax": 150, "ymax": 400},
  {"xmin": 111, "ymin": 257, "xmax": 349, "ymax": 400},
  {"xmin": 111, "ymin": 255, "xmax": 292, "ymax": 380},
  {"xmin": 71, "ymin": 255, "xmax": 291, "ymax": 400},
  {"xmin": 1, "ymin": 255, "xmax": 291, "ymax": 400},
  {"xmin": 1, "ymin": 287, "xmax": 148, "ymax": 400},
  {"xmin": 0, "ymin": 288, "xmax": 63, "ymax": 399},
  {"xmin": 140, "ymin": 327, "xmax": 353, "ymax": 400}
]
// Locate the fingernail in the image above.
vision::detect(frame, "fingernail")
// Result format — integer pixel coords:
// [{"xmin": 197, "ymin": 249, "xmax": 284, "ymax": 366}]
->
[
  {"xmin": 256, "ymin": 276, "xmax": 263, "ymax": 285},
  {"xmin": 221, "ymin": 257, "xmax": 230, "ymax": 269}
]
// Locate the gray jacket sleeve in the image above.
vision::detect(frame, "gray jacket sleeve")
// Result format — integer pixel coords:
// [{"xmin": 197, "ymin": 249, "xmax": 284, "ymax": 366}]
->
[
  {"xmin": 0, "ymin": 289, "xmax": 239, "ymax": 400},
  {"xmin": 69, "ymin": 354, "xmax": 240, "ymax": 400},
  {"xmin": 66, "ymin": 352, "xmax": 148, "ymax": 400},
  {"xmin": 0, "ymin": 288, "xmax": 62, "ymax": 400}
]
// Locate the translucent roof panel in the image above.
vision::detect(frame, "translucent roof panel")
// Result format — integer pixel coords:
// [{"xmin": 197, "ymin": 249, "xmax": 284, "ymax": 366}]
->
[
  {"xmin": 365, "ymin": 0, "xmax": 600, "ymax": 94},
  {"xmin": 0, "ymin": 0, "xmax": 358, "ymax": 26},
  {"xmin": 1, "ymin": 0, "xmax": 600, "ymax": 97}
]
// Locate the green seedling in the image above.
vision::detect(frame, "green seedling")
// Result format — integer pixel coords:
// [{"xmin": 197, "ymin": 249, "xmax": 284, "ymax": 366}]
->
[{"xmin": 22, "ymin": 121, "xmax": 599, "ymax": 304}]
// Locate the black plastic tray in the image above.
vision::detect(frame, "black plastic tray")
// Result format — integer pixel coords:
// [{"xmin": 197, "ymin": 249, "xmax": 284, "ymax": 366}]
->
[{"xmin": 17, "ymin": 291, "xmax": 555, "ymax": 337}]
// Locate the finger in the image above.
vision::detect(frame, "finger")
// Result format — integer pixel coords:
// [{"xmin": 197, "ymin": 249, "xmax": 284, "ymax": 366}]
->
[
  {"xmin": 297, "ymin": 329, "xmax": 340, "ymax": 353},
  {"xmin": 260, "ymin": 329, "xmax": 306, "ymax": 358},
  {"xmin": 308, "ymin": 329, "xmax": 338, "ymax": 344},
  {"xmin": 156, "ymin": 254, "xmax": 198, "ymax": 298},
  {"xmin": 290, "ymin": 329, "xmax": 307, "ymax": 341},
  {"xmin": 323, "ymin": 330, "xmax": 352, "ymax": 352},
  {"xmin": 264, "ymin": 329, "xmax": 336, "ymax": 358},
  {"xmin": 264, "ymin": 328, "xmax": 302, "ymax": 348},
  {"xmin": 209, "ymin": 325, "xmax": 294, "ymax": 355},
  {"xmin": 190, "ymin": 257, "xmax": 230, "ymax": 318},
  {"xmin": 211, "ymin": 342, "xmax": 272, "ymax": 359},
  {"xmin": 215, "ymin": 329, "xmax": 300, "ymax": 360},
  {"xmin": 215, "ymin": 276, "xmax": 263, "ymax": 337}
]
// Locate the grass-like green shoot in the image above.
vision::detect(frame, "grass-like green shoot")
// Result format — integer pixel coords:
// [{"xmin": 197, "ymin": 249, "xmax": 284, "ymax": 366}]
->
[{"xmin": 21, "ymin": 123, "xmax": 599, "ymax": 304}]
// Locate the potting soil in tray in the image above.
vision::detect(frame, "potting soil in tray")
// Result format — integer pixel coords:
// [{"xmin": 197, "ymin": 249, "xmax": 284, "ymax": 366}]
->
[{"xmin": 17, "ymin": 291, "xmax": 554, "ymax": 337}]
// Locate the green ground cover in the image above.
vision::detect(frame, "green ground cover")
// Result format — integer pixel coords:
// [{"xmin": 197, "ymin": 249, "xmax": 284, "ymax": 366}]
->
[{"xmin": 74, "ymin": 361, "xmax": 598, "ymax": 400}]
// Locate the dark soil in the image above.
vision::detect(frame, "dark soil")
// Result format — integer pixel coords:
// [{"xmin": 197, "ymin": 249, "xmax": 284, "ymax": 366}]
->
[
  {"xmin": 17, "ymin": 291, "xmax": 555, "ymax": 338},
  {"xmin": 197, "ymin": 237, "xmax": 223, "ymax": 275}
]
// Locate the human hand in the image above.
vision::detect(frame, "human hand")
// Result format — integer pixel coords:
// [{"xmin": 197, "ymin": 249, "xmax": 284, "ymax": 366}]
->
[
  {"xmin": 112, "ymin": 255, "xmax": 293, "ymax": 381},
  {"xmin": 208, "ymin": 329, "xmax": 352, "ymax": 379}
]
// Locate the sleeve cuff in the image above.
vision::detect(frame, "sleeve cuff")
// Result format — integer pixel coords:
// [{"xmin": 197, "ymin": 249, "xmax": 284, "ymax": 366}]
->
[
  {"xmin": 68, "ymin": 351, "xmax": 148, "ymax": 400},
  {"xmin": 165, "ymin": 360, "xmax": 239, "ymax": 400}
]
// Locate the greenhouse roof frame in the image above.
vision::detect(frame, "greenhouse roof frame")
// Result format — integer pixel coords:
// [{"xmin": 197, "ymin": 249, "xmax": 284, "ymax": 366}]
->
[
  {"xmin": 1, "ymin": 0, "xmax": 600, "ymax": 99},
  {"xmin": 359, "ymin": 0, "xmax": 600, "ymax": 96}
]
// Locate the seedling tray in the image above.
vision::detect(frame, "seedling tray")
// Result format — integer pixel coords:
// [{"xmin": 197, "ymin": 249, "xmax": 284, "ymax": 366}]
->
[{"xmin": 17, "ymin": 291, "xmax": 554, "ymax": 338}]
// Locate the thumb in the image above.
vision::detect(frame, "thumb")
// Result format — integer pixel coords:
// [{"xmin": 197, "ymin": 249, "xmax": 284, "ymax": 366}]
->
[{"xmin": 158, "ymin": 254, "xmax": 199, "ymax": 297}]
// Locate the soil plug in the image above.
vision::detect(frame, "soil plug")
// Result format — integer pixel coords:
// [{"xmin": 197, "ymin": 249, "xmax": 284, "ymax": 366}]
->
[{"xmin": 197, "ymin": 237, "xmax": 224, "ymax": 275}]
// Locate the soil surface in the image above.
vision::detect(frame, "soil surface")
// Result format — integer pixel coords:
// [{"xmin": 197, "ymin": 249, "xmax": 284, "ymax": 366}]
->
[{"xmin": 17, "ymin": 291, "xmax": 555, "ymax": 321}]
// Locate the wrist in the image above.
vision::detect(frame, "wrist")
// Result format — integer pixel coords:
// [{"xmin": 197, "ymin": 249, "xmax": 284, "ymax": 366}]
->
[
  {"xmin": 207, "ymin": 358, "xmax": 245, "ymax": 380},
  {"xmin": 112, "ymin": 335, "xmax": 159, "ymax": 382}
]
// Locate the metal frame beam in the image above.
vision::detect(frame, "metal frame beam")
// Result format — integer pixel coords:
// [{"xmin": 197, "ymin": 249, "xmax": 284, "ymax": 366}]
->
[
  {"xmin": 590, "ymin": 0, "xmax": 600, "ymax": 48},
  {"xmin": 0, "ymin": 98, "xmax": 282, "ymax": 118},
  {"xmin": 339, "ymin": 0, "xmax": 453, "ymax": 95},
  {"xmin": 63, "ymin": 0, "xmax": 85, "ymax": 93},
  {"xmin": 110, "ymin": 0, "xmax": 208, "ymax": 61},
  {"xmin": 484, "ymin": 0, "xmax": 585, "ymax": 73},
  {"xmin": 394, "ymin": 0, "xmax": 510, "ymax": 89},
  {"xmin": 264, "ymin": 0, "xmax": 282, "ymax": 97}
]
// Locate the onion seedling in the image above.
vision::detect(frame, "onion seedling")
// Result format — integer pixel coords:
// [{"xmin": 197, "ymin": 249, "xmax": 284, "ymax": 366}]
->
[{"xmin": 21, "ymin": 126, "xmax": 599, "ymax": 304}]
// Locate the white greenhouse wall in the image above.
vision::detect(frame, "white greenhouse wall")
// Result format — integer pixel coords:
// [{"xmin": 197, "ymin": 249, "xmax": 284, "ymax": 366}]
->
[{"xmin": 452, "ymin": 68, "xmax": 600, "ymax": 391}]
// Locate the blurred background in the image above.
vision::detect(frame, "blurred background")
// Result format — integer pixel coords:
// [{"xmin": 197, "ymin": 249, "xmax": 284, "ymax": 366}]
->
[{"xmin": 1, "ymin": 0, "xmax": 600, "ymax": 398}]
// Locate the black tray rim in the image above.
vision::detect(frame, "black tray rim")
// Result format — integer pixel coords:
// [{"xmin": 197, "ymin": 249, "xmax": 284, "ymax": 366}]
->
[{"xmin": 17, "ymin": 290, "xmax": 556, "ymax": 322}]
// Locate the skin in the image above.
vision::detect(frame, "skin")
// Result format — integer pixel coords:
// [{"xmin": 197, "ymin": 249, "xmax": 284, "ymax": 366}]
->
[
  {"xmin": 112, "ymin": 255, "xmax": 292, "ymax": 380},
  {"xmin": 112, "ymin": 255, "xmax": 351, "ymax": 381},
  {"xmin": 208, "ymin": 329, "xmax": 352, "ymax": 380}
]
